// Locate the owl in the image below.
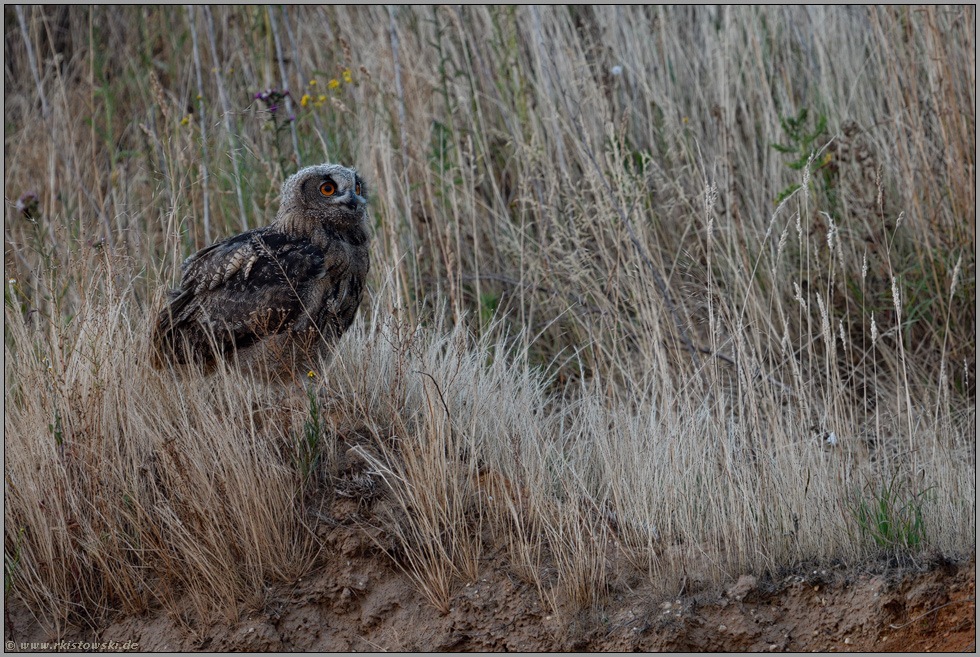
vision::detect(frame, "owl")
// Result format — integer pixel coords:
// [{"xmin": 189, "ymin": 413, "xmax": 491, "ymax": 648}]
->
[{"xmin": 150, "ymin": 163, "xmax": 370, "ymax": 379}]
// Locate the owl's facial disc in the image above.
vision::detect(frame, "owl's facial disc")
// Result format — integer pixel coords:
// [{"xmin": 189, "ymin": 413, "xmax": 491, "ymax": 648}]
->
[
  {"xmin": 301, "ymin": 172, "xmax": 364, "ymax": 215},
  {"xmin": 344, "ymin": 182, "xmax": 366, "ymax": 211}
]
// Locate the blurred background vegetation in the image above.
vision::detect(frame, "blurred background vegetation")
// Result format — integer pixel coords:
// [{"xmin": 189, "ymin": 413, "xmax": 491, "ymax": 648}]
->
[{"xmin": 4, "ymin": 6, "xmax": 975, "ymax": 399}]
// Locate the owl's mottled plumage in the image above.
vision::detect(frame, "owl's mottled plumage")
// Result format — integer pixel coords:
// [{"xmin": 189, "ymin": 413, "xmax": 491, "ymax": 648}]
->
[{"xmin": 150, "ymin": 163, "xmax": 370, "ymax": 377}]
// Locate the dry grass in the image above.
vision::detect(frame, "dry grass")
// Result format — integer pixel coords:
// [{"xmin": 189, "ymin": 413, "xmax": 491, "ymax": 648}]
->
[{"xmin": 4, "ymin": 5, "xmax": 975, "ymax": 632}]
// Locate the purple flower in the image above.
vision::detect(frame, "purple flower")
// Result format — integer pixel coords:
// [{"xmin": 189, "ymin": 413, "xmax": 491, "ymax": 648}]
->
[
  {"xmin": 16, "ymin": 191, "xmax": 39, "ymax": 218},
  {"xmin": 253, "ymin": 88, "xmax": 291, "ymax": 117},
  {"xmin": 289, "ymin": 115, "xmax": 295, "ymax": 122}
]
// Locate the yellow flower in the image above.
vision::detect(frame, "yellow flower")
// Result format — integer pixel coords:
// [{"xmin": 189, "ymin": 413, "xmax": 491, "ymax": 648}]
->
[
  {"xmin": 301, "ymin": 93, "xmax": 311, "ymax": 107},
  {"xmin": 342, "ymin": 67, "xmax": 352, "ymax": 83},
  {"xmin": 307, "ymin": 370, "xmax": 316, "ymax": 379},
  {"xmin": 822, "ymin": 152, "xmax": 833, "ymax": 166},
  {"xmin": 318, "ymin": 95, "xmax": 326, "ymax": 102},
  {"xmin": 180, "ymin": 116, "xmax": 190, "ymax": 126},
  {"xmin": 682, "ymin": 116, "xmax": 688, "ymax": 123},
  {"xmin": 309, "ymin": 79, "xmax": 317, "ymax": 86},
  {"xmin": 328, "ymin": 79, "xmax": 340, "ymax": 89}
]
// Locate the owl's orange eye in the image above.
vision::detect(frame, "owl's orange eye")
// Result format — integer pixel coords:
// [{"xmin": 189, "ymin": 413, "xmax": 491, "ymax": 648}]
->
[
  {"xmin": 355, "ymin": 183, "xmax": 361, "ymax": 196},
  {"xmin": 320, "ymin": 182, "xmax": 335, "ymax": 196}
]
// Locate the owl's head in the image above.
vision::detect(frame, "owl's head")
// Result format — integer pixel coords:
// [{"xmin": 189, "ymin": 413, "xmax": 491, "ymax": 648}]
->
[{"xmin": 275, "ymin": 162, "xmax": 368, "ymax": 236}]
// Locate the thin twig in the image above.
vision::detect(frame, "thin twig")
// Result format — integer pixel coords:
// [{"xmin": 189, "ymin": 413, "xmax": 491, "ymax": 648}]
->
[
  {"xmin": 387, "ymin": 5, "xmax": 410, "ymax": 175},
  {"xmin": 4, "ymin": 228, "xmax": 39, "ymax": 288},
  {"xmin": 281, "ymin": 7, "xmax": 326, "ymax": 141},
  {"xmin": 17, "ymin": 4, "xmax": 114, "ymax": 244},
  {"xmin": 267, "ymin": 6, "xmax": 302, "ymax": 167},
  {"xmin": 415, "ymin": 370, "xmax": 452, "ymax": 428},
  {"xmin": 423, "ymin": 273, "xmax": 606, "ymax": 316},
  {"xmin": 415, "ymin": 369, "xmax": 466, "ymax": 463},
  {"xmin": 528, "ymin": 11, "xmax": 708, "ymax": 392},
  {"xmin": 15, "ymin": 5, "xmax": 48, "ymax": 118},
  {"xmin": 186, "ymin": 5, "xmax": 212, "ymax": 244},
  {"xmin": 692, "ymin": 343, "xmax": 794, "ymax": 395},
  {"xmin": 565, "ymin": 110, "xmax": 710, "ymax": 393},
  {"xmin": 387, "ymin": 6, "xmax": 419, "ymax": 297},
  {"xmin": 202, "ymin": 6, "xmax": 249, "ymax": 231},
  {"xmin": 530, "ymin": 7, "xmax": 568, "ymax": 173}
]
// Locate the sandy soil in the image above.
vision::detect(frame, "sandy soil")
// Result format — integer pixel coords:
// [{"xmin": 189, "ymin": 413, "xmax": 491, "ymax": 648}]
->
[{"xmin": 5, "ymin": 486, "xmax": 975, "ymax": 652}]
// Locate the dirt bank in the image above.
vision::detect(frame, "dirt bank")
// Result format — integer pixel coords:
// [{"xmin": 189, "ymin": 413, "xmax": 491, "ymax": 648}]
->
[{"xmin": 5, "ymin": 513, "xmax": 974, "ymax": 652}]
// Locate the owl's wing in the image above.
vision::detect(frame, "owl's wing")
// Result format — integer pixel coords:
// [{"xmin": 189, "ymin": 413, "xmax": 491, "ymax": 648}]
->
[{"xmin": 151, "ymin": 229, "xmax": 329, "ymax": 367}]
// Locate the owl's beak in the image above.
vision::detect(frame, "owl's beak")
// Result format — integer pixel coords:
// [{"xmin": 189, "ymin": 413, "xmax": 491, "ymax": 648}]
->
[{"xmin": 346, "ymin": 196, "xmax": 359, "ymax": 211}]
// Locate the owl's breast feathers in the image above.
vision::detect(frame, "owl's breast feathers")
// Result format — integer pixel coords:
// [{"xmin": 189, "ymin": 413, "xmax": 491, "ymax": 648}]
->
[{"xmin": 150, "ymin": 227, "xmax": 368, "ymax": 369}]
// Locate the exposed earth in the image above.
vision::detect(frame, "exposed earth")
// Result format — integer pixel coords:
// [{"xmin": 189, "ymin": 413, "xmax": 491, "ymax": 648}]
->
[
  {"xmin": 4, "ymin": 442, "xmax": 976, "ymax": 653},
  {"xmin": 5, "ymin": 506, "xmax": 974, "ymax": 653}
]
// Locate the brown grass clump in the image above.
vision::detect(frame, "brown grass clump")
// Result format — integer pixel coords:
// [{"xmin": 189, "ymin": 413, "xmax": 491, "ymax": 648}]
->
[{"xmin": 4, "ymin": 5, "xmax": 975, "ymax": 633}]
